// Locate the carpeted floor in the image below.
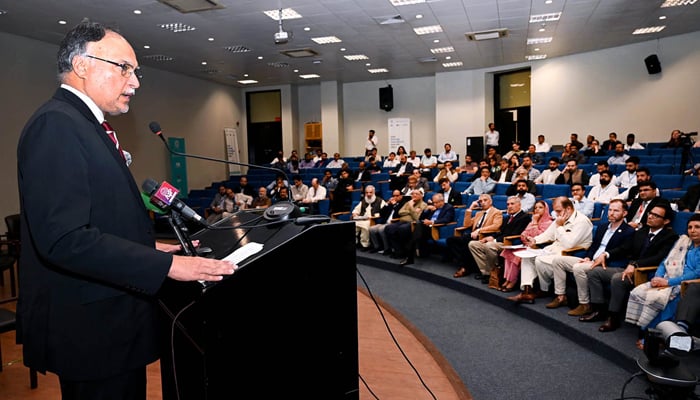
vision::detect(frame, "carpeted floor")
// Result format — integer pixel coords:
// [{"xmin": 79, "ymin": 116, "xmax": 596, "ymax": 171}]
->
[{"xmin": 356, "ymin": 251, "xmax": 700, "ymax": 400}]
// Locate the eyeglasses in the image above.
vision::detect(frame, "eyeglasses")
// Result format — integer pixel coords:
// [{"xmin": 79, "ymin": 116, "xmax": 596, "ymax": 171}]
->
[
  {"xmin": 647, "ymin": 211, "xmax": 665, "ymax": 219},
  {"xmin": 86, "ymin": 55, "xmax": 142, "ymax": 79}
]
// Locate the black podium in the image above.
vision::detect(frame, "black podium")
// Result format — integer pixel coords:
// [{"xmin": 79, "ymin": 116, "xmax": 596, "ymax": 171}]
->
[{"xmin": 157, "ymin": 210, "xmax": 359, "ymax": 399}]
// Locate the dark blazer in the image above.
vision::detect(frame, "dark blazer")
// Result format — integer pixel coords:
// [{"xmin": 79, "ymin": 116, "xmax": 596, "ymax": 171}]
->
[
  {"xmin": 439, "ymin": 188, "xmax": 463, "ymax": 206},
  {"xmin": 678, "ymin": 184, "xmax": 700, "ymax": 211},
  {"xmin": 585, "ymin": 222, "xmax": 635, "ymax": 268},
  {"xmin": 494, "ymin": 211, "xmax": 531, "ymax": 242},
  {"xmin": 377, "ymin": 197, "xmax": 408, "ymax": 224},
  {"xmin": 419, "ymin": 203, "xmax": 455, "ymax": 225},
  {"xmin": 391, "ymin": 161, "xmax": 414, "ymax": 176},
  {"xmin": 16, "ymin": 88, "xmax": 172, "ymax": 380},
  {"xmin": 494, "ymin": 169, "xmax": 514, "ymax": 183},
  {"xmin": 607, "ymin": 226, "xmax": 678, "ymax": 268},
  {"xmin": 626, "ymin": 197, "xmax": 670, "ymax": 228}
]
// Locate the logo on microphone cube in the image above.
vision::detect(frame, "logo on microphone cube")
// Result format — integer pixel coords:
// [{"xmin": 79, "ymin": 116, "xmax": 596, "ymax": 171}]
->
[{"xmin": 153, "ymin": 181, "xmax": 180, "ymax": 209}]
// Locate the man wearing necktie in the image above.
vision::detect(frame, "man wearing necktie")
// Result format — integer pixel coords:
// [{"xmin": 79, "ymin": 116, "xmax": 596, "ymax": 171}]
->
[
  {"xmin": 626, "ymin": 181, "xmax": 668, "ymax": 230},
  {"xmin": 400, "ymin": 193, "xmax": 454, "ymax": 266},
  {"xmin": 16, "ymin": 20, "xmax": 236, "ymax": 399},
  {"xmin": 583, "ymin": 203, "xmax": 678, "ymax": 332}
]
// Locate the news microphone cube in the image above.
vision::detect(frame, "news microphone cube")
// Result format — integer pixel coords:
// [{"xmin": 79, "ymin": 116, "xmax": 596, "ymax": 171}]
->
[{"xmin": 151, "ymin": 181, "xmax": 180, "ymax": 209}]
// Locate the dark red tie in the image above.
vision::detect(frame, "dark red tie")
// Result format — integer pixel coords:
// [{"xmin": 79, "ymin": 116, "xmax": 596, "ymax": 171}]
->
[{"xmin": 101, "ymin": 121, "xmax": 125, "ymax": 161}]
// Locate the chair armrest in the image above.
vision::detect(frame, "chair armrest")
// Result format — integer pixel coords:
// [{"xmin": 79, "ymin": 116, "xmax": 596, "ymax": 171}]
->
[
  {"xmin": 502, "ymin": 235, "xmax": 521, "ymax": 246},
  {"xmin": 454, "ymin": 226, "xmax": 470, "ymax": 237},
  {"xmin": 331, "ymin": 211, "xmax": 351, "ymax": 220},
  {"xmin": 634, "ymin": 266, "xmax": 658, "ymax": 287},
  {"xmin": 681, "ymin": 278, "xmax": 700, "ymax": 297},
  {"xmin": 431, "ymin": 222, "xmax": 456, "ymax": 240},
  {"xmin": 562, "ymin": 246, "xmax": 588, "ymax": 257}
]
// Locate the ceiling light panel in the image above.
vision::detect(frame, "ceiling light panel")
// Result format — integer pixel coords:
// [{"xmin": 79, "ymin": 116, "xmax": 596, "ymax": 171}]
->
[
  {"xmin": 158, "ymin": 23, "xmax": 196, "ymax": 33},
  {"xmin": 263, "ymin": 8, "xmax": 302, "ymax": 20},
  {"xmin": 344, "ymin": 54, "xmax": 369, "ymax": 61},
  {"xmin": 311, "ymin": 36, "xmax": 342, "ymax": 44},
  {"xmin": 526, "ymin": 54, "xmax": 547, "ymax": 60},
  {"xmin": 527, "ymin": 37, "xmax": 553, "ymax": 45},
  {"xmin": 414, "ymin": 25, "xmax": 443, "ymax": 35},
  {"xmin": 633, "ymin": 26, "xmax": 666, "ymax": 34},
  {"xmin": 661, "ymin": 0, "xmax": 697, "ymax": 7},
  {"xmin": 237, "ymin": 80, "xmax": 258, "ymax": 84},
  {"xmin": 442, "ymin": 62, "xmax": 463, "ymax": 68},
  {"xmin": 529, "ymin": 12, "xmax": 562, "ymax": 23},
  {"xmin": 389, "ymin": 0, "xmax": 426, "ymax": 5},
  {"xmin": 368, "ymin": 68, "xmax": 389, "ymax": 74},
  {"xmin": 299, "ymin": 74, "xmax": 320, "ymax": 79},
  {"xmin": 223, "ymin": 45, "xmax": 251, "ymax": 53},
  {"xmin": 430, "ymin": 46, "xmax": 454, "ymax": 54}
]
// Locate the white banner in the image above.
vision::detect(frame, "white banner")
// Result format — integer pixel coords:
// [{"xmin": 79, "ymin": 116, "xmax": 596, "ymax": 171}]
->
[
  {"xmin": 388, "ymin": 118, "xmax": 410, "ymax": 154},
  {"xmin": 224, "ymin": 127, "xmax": 241, "ymax": 176}
]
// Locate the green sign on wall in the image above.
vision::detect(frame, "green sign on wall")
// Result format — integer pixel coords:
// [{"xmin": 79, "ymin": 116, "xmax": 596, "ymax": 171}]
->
[{"xmin": 168, "ymin": 137, "xmax": 188, "ymax": 198}]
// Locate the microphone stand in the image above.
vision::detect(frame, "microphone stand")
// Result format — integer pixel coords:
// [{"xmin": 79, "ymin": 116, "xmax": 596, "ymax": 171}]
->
[{"xmin": 167, "ymin": 210, "xmax": 198, "ymax": 256}]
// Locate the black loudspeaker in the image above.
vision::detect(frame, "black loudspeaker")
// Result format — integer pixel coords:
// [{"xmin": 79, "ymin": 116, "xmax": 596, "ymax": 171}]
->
[
  {"xmin": 644, "ymin": 54, "xmax": 662, "ymax": 75},
  {"xmin": 379, "ymin": 85, "xmax": 393, "ymax": 111}
]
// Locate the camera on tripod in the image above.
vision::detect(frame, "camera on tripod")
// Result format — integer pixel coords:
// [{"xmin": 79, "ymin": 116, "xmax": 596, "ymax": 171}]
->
[{"xmin": 680, "ymin": 131, "xmax": 698, "ymax": 147}]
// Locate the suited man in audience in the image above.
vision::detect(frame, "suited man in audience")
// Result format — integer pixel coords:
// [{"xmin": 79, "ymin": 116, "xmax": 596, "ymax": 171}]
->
[
  {"xmin": 400, "ymin": 193, "xmax": 455, "ymax": 266},
  {"xmin": 626, "ymin": 181, "xmax": 669, "ymax": 230},
  {"xmin": 436, "ymin": 177, "xmax": 462, "ymax": 206},
  {"xmin": 547, "ymin": 199, "xmax": 635, "ymax": 316},
  {"xmin": 468, "ymin": 195, "xmax": 531, "ymax": 284},
  {"xmin": 389, "ymin": 153, "xmax": 414, "ymax": 191},
  {"xmin": 678, "ymin": 168, "xmax": 700, "ymax": 212},
  {"xmin": 601, "ymin": 131, "xmax": 622, "ymax": 151},
  {"xmin": 582, "ymin": 203, "xmax": 678, "ymax": 332},
  {"xmin": 369, "ymin": 190, "xmax": 407, "ymax": 254},
  {"xmin": 385, "ymin": 190, "xmax": 428, "ymax": 261},
  {"xmin": 556, "ymin": 159, "xmax": 590, "ymax": 186},
  {"xmin": 449, "ymin": 194, "xmax": 503, "ymax": 279}
]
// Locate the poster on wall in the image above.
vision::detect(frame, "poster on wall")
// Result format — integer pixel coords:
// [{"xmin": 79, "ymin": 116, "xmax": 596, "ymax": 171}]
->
[
  {"xmin": 224, "ymin": 127, "xmax": 241, "ymax": 176},
  {"xmin": 388, "ymin": 118, "xmax": 410, "ymax": 153}
]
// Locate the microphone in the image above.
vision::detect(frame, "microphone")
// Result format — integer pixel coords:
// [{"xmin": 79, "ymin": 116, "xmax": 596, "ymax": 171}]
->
[
  {"xmin": 147, "ymin": 121, "xmax": 301, "ymax": 222},
  {"xmin": 142, "ymin": 178, "xmax": 209, "ymax": 226}
]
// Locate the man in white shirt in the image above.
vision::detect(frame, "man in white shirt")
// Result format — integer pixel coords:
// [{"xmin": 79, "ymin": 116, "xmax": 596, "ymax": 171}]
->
[
  {"xmin": 485, "ymin": 122, "xmax": 499, "ymax": 152},
  {"xmin": 535, "ymin": 134, "xmax": 551, "ymax": 153},
  {"xmin": 534, "ymin": 157, "xmax": 562, "ymax": 184},
  {"xmin": 300, "ymin": 177, "xmax": 327, "ymax": 214},
  {"xmin": 568, "ymin": 183, "xmax": 594, "ymax": 218},
  {"xmin": 419, "ymin": 148, "xmax": 438, "ymax": 178},
  {"xmin": 508, "ymin": 196, "xmax": 593, "ymax": 304},
  {"xmin": 382, "ymin": 152, "xmax": 399, "ymax": 169},
  {"xmin": 607, "ymin": 143, "xmax": 630, "ymax": 165},
  {"xmin": 290, "ymin": 174, "xmax": 309, "ymax": 203},
  {"xmin": 407, "ymin": 149, "xmax": 422, "ymax": 168},
  {"xmin": 352, "ymin": 184, "xmax": 386, "ymax": 250},
  {"xmin": 589, "ymin": 161, "xmax": 618, "ymax": 187},
  {"xmin": 437, "ymin": 143, "xmax": 458, "ymax": 164},
  {"xmin": 624, "ymin": 133, "xmax": 645, "ymax": 150},
  {"xmin": 587, "ymin": 170, "xmax": 619, "ymax": 204},
  {"xmin": 615, "ymin": 156, "xmax": 639, "ymax": 189},
  {"xmin": 326, "ymin": 152, "xmax": 345, "ymax": 168},
  {"xmin": 365, "ymin": 129, "xmax": 378, "ymax": 156}
]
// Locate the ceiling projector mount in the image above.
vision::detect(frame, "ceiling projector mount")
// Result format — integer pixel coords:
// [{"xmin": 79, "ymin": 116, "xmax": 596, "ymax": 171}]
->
[{"xmin": 274, "ymin": 8, "xmax": 291, "ymax": 44}]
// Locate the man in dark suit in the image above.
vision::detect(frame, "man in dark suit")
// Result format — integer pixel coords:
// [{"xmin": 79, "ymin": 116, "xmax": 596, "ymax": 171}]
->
[
  {"xmin": 626, "ymin": 181, "xmax": 669, "ymax": 230},
  {"xmin": 401, "ymin": 192, "xmax": 455, "ymax": 265},
  {"xmin": 583, "ymin": 202, "xmax": 678, "ymax": 332},
  {"xmin": 16, "ymin": 20, "xmax": 235, "ymax": 399},
  {"xmin": 601, "ymin": 131, "xmax": 622, "ymax": 151},
  {"xmin": 369, "ymin": 190, "xmax": 408, "ymax": 254},
  {"xmin": 436, "ymin": 177, "xmax": 462, "ymax": 206},
  {"xmin": 468, "ymin": 195, "xmax": 531, "ymax": 283},
  {"xmin": 675, "ymin": 282, "xmax": 700, "ymax": 336},
  {"xmin": 389, "ymin": 153, "xmax": 414, "ymax": 190},
  {"xmin": 548, "ymin": 199, "xmax": 635, "ymax": 316}
]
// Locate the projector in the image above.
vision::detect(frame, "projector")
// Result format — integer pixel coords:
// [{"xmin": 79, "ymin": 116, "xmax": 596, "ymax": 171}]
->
[{"xmin": 274, "ymin": 31, "xmax": 289, "ymax": 44}]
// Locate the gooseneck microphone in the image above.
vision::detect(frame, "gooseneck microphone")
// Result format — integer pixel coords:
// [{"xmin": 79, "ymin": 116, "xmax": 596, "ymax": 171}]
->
[{"xmin": 142, "ymin": 178, "xmax": 209, "ymax": 226}]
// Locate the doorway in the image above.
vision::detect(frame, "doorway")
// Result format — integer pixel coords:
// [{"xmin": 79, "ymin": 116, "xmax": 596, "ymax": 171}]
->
[
  {"xmin": 494, "ymin": 69, "xmax": 531, "ymax": 150},
  {"xmin": 246, "ymin": 90, "xmax": 282, "ymax": 165}
]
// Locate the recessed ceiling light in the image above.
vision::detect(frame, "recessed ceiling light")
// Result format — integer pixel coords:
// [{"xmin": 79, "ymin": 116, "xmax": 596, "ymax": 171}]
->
[
  {"xmin": 368, "ymin": 68, "xmax": 389, "ymax": 74},
  {"xmin": 442, "ymin": 62, "xmax": 463, "ymax": 68},
  {"xmin": 304, "ymin": 27, "xmax": 311, "ymax": 31},
  {"xmin": 529, "ymin": 12, "xmax": 561, "ymax": 23},
  {"xmin": 445, "ymin": 56, "xmax": 452, "ymax": 60},
  {"xmin": 238, "ymin": 80, "xmax": 258, "ymax": 85},
  {"xmin": 311, "ymin": 36, "xmax": 342, "ymax": 44},
  {"xmin": 344, "ymin": 54, "xmax": 369, "ymax": 60},
  {"xmin": 526, "ymin": 54, "xmax": 547, "ymax": 60},
  {"xmin": 416, "ymin": 14, "xmax": 423, "ymax": 19},
  {"xmin": 430, "ymin": 46, "xmax": 454, "ymax": 54},
  {"xmin": 366, "ymin": 63, "xmax": 371, "ymax": 66},
  {"xmin": 293, "ymin": 69, "xmax": 299, "ymax": 73},
  {"xmin": 414, "ymin": 25, "xmax": 443, "ymax": 35},
  {"xmin": 244, "ymin": 74, "xmax": 248, "ymax": 77},
  {"xmin": 633, "ymin": 26, "xmax": 666, "ymax": 34},
  {"xmin": 527, "ymin": 37, "xmax": 552, "ymax": 44},
  {"xmin": 545, "ymin": 0, "xmax": 553, "ymax": 4},
  {"xmin": 390, "ymin": 0, "xmax": 426, "ymax": 5},
  {"xmin": 159, "ymin": 23, "xmax": 196, "ymax": 33},
  {"xmin": 143, "ymin": 45, "xmax": 150, "ymax": 49},
  {"xmin": 661, "ymin": 0, "xmax": 698, "ymax": 7},
  {"xmin": 433, "ymin": 39, "xmax": 440, "ymax": 43},
  {"xmin": 58, "ymin": 20, "xmax": 67, "ymax": 25},
  {"xmin": 534, "ymin": 48, "xmax": 540, "ymax": 51},
  {"xmin": 299, "ymin": 74, "xmax": 320, "ymax": 79},
  {"xmin": 133, "ymin": 9, "xmax": 142, "ymax": 15},
  {"xmin": 264, "ymin": 8, "xmax": 302, "ymax": 20},
  {"xmin": 340, "ymin": 48, "xmax": 346, "ymax": 52},
  {"xmin": 659, "ymin": 16, "xmax": 667, "ymax": 20},
  {"xmin": 201, "ymin": 61, "xmax": 207, "ymax": 65},
  {"xmin": 257, "ymin": 56, "xmax": 263, "ymax": 60},
  {"xmin": 208, "ymin": 37, "xmax": 214, "ymax": 42}
]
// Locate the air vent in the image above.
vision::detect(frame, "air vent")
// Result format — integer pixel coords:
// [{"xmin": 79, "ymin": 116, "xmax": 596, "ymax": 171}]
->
[
  {"xmin": 267, "ymin": 62, "xmax": 290, "ymax": 68},
  {"xmin": 224, "ymin": 45, "xmax": 252, "ymax": 53},
  {"xmin": 142, "ymin": 54, "xmax": 175, "ymax": 62},
  {"xmin": 157, "ymin": 0, "xmax": 224, "ymax": 13},
  {"xmin": 374, "ymin": 15, "xmax": 405, "ymax": 25},
  {"xmin": 465, "ymin": 28, "xmax": 509, "ymax": 41},
  {"xmin": 280, "ymin": 48, "xmax": 319, "ymax": 58},
  {"xmin": 418, "ymin": 57, "xmax": 438, "ymax": 63}
]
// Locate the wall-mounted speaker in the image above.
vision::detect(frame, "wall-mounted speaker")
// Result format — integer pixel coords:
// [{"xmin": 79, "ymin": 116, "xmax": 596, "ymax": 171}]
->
[
  {"xmin": 644, "ymin": 54, "xmax": 662, "ymax": 75},
  {"xmin": 379, "ymin": 85, "xmax": 393, "ymax": 111}
]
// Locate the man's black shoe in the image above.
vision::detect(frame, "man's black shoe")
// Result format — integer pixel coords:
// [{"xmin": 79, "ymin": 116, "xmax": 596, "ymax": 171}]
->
[{"xmin": 399, "ymin": 258, "xmax": 414, "ymax": 266}]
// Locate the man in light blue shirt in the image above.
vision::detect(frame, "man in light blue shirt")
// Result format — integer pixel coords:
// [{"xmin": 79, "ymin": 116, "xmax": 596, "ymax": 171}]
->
[{"xmin": 463, "ymin": 167, "xmax": 496, "ymax": 195}]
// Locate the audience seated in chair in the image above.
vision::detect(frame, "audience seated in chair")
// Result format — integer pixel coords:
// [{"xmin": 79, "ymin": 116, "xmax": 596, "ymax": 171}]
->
[
  {"xmin": 251, "ymin": 187, "xmax": 272, "ymax": 209},
  {"xmin": 369, "ymin": 190, "xmax": 408, "ymax": 255},
  {"xmin": 436, "ymin": 177, "xmax": 462, "ymax": 207},
  {"xmin": 462, "ymin": 167, "xmax": 496, "ymax": 195},
  {"xmin": 583, "ymin": 203, "xmax": 678, "ymax": 332},
  {"xmin": 398, "ymin": 192, "xmax": 454, "ymax": 266},
  {"xmin": 533, "ymin": 157, "xmax": 562, "ymax": 184},
  {"xmin": 385, "ymin": 190, "xmax": 428, "ymax": 262},
  {"xmin": 352, "ymin": 185, "xmax": 386, "ymax": 251}
]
